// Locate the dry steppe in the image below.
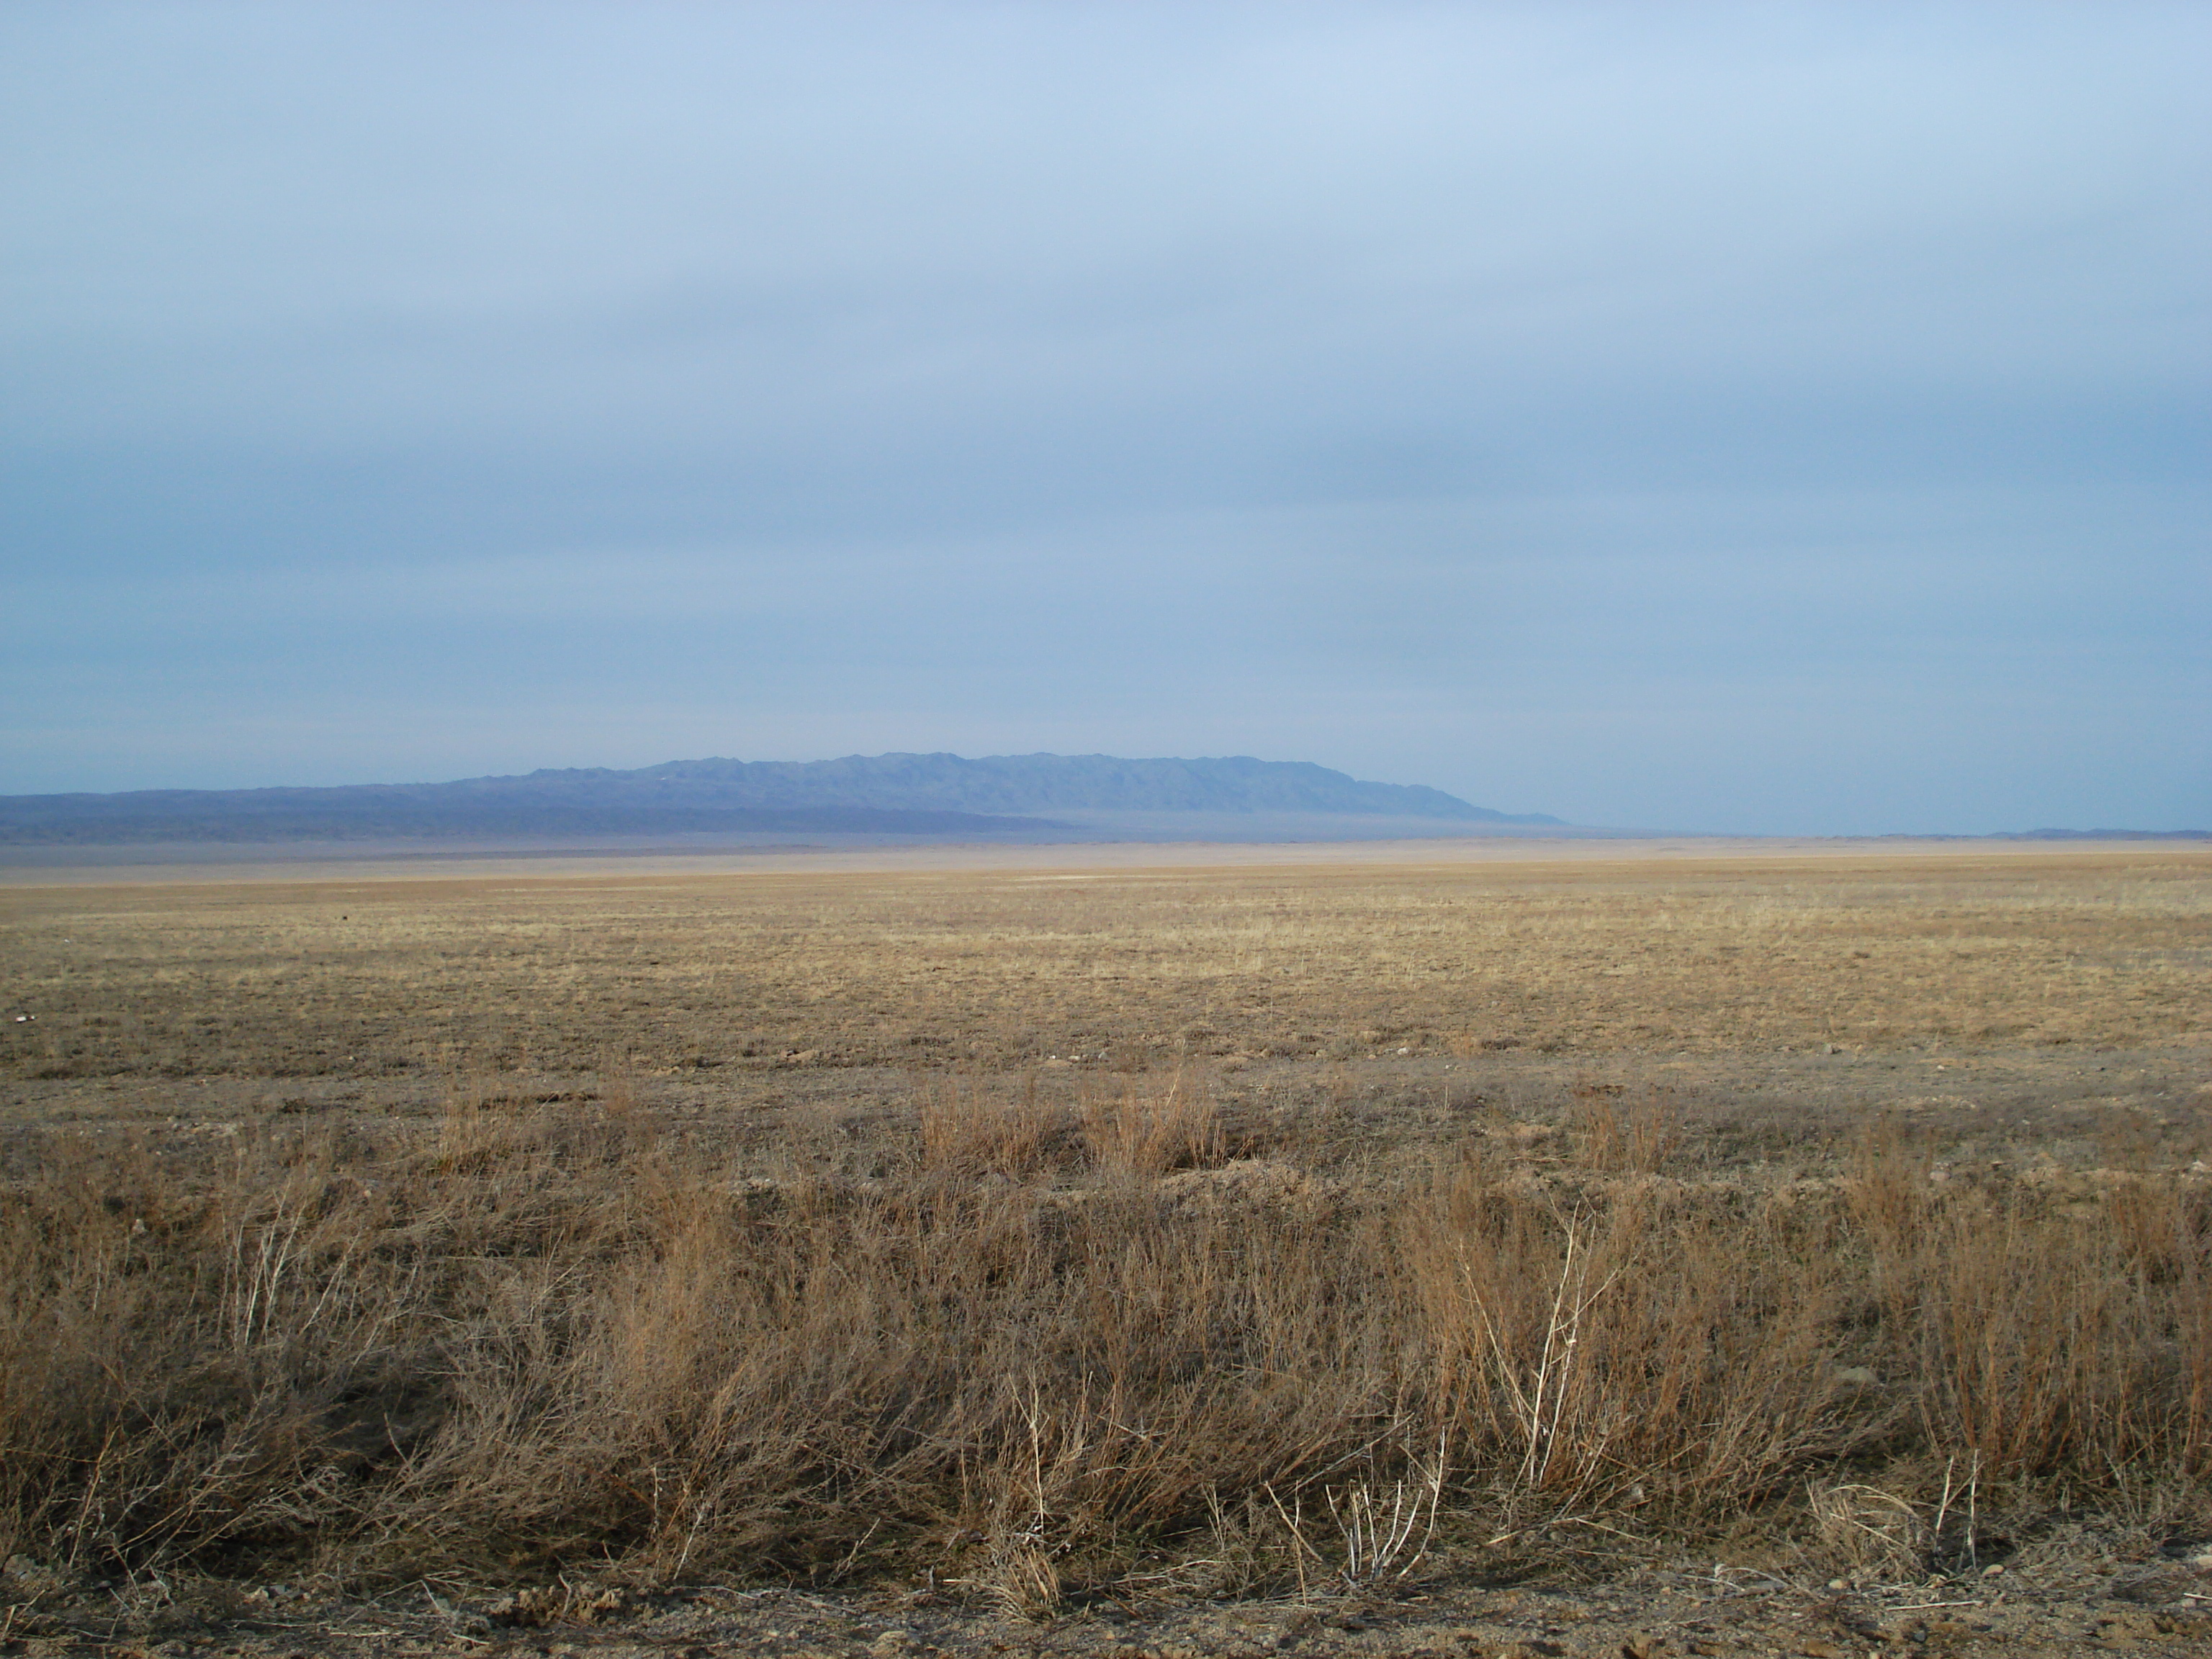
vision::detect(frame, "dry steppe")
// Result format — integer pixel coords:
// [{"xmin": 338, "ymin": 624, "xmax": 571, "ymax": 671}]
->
[{"xmin": 2, "ymin": 840, "xmax": 2209, "ymax": 1657}]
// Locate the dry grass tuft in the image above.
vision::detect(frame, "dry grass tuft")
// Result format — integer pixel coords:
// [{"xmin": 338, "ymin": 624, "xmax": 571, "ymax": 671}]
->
[
  {"xmin": 1809, "ymin": 1482, "xmax": 1929, "ymax": 1577},
  {"xmin": 917, "ymin": 1074, "xmax": 1066, "ymax": 1177},
  {"xmin": 1081, "ymin": 1070, "xmax": 1224, "ymax": 1180},
  {"xmin": 1568, "ymin": 1082, "xmax": 1679, "ymax": 1174}
]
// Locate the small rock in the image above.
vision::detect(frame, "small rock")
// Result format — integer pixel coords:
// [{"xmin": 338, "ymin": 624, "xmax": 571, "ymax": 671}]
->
[
  {"xmin": 484, "ymin": 1585, "xmax": 568, "ymax": 1627},
  {"xmin": 580, "ymin": 1586, "xmax": 634, "ymax": 1622},
  {"xmin": 3, "ymin": 1555, "xmax": 65, "ymax": 1597}
]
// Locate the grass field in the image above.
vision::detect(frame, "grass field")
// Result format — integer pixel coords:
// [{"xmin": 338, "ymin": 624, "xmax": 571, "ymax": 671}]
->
[
  {"xmin": 5, "ymin": 846, "xmax": 2206, "ymax": 1081},
  {"xmin": 2, "ymin": 842, "xmax": 2209, "ymax": 1638}
]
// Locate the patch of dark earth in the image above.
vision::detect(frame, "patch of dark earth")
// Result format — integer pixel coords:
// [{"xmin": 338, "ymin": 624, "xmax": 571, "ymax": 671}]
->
[
  {"xmin": 7, "ymin": 1530, "xmax": 2212, "ymax": 1659},
  {"xmin": 4, "ymin": 1046, "xmax": 2207, "ymax": 1190}
]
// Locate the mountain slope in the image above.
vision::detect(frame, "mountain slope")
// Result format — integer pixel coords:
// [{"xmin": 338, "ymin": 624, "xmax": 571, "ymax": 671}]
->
[
  {"xmin": 0, "ymin": 753, "xmax": 1559, "ymax": 843},
  {"xmin": 601, "ymin": 752, "xmax": 1545, "ymax": 819}
]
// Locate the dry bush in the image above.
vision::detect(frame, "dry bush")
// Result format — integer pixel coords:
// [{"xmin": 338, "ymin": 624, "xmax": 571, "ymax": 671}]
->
[
  {"xmin": 1081, "ymin": 1071, "xmax": 1224, "ymax": 1181},
  {"xmin": 916, "ymin": 1075, "xmax": 1066, "ymax": 1177},
  {"xmin": 1568, "ymin": 1083, "xmax": 1679, "ymax": 1174},
  {"xmin": 1843, "ymin": 1119, "xmax": 2212, "ymax": 1478},
  {"xmin": 1844, "ymin": 1113, "xmax": 1934, "ymax": 1269},
  {"xmin": 1409, "ymin": 1166, "xmax": 1858, "ymax": 1512},
  {"xmin": 1809, "ymin": 1482, "xmax": 1929, "ymax": 1577},
  {"xmin": 359, "ymin": 1152, "xmax": 1402, "ymax": 1596},
  {"xmin": 0, "ymin": 1130, "xmax": 438, "ymax": 1570},
  {"xmin": 4, "ymin": 1084, "xmax": 2212, "ymax": 1592},
  {"xmin": 1899, "ymin": 1192, "xmax": 2207, "ymax": 1479}
]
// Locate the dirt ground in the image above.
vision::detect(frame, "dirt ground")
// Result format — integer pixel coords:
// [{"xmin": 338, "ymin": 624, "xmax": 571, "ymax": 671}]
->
[
  {"xmin": 6, "ymin": 1518, "xmax": 2211, "ymax": 1657},
  {"xmin": 3, "ymin": 839, "xmax": 2209, "ymax": 1655}
]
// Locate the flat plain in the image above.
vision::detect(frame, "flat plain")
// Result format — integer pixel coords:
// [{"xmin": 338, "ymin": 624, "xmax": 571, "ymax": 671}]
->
[{"xmin": 3, "ymin": 840, "xmax": 2210, "ymax": 1656}]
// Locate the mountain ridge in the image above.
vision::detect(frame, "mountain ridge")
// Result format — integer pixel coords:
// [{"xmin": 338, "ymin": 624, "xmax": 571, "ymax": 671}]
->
[{"xmin": 0, "ymin": 752, "xmax": 1560, "ymax": 845}]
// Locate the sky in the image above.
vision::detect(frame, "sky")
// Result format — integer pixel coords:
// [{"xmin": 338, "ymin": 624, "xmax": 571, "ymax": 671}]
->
[{"xmin": 3, "ymin": 2, "xmax": 2206, "ymax": 835}]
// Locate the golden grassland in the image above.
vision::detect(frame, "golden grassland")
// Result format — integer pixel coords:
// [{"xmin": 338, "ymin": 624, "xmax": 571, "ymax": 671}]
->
[
  {"xmin": 3, "ymin": 847, "xmax": 2207, "ymax": 1079},
  {"xmin": 1, "ymin": 844, "xmax": 2210, "ymax": 1608}
]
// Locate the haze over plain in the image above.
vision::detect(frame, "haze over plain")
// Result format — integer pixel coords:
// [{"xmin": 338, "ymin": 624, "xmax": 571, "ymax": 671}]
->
[{"xmin": 3, "ymin": 3, "xmax": 2206, "ymax": 835}]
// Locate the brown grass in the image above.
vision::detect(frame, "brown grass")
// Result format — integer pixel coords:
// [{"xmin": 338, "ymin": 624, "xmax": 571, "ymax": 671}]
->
[
  {"xmin": 1, "ymin": 847, "xmax": 2207, "ymax": 1602},
  {"xmin": 2, "ymin": 849, "xmax": 2206, "ymax": 1081},
  {"xmin": 4, "ymin": 1081, "xmax": 2208, "ymax": 1599}
]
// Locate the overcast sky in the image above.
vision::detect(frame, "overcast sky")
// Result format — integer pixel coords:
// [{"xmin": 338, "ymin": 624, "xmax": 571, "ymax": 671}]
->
[{"xmin": 4, "ymin": 2, "xmax": 2206, "ymax": 833}]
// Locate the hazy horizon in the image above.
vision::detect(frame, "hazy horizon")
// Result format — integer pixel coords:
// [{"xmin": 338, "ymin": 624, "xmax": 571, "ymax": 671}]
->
[
  {"xmin": 6, "ymin": 4, "xmax": 2206, "ymax": 835},
  {"xmin": 6, "ymin": 746, "xmax": 2202, "ymax": 841}
]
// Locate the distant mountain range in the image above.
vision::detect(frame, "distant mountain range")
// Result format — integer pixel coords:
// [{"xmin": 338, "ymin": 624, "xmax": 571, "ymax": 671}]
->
[{"xmin": 0, "ymin": 753, "xmax": 1562, "ymax": 844}]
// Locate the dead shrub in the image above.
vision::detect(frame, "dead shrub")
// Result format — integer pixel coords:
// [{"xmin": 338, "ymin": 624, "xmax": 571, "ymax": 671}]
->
[
  {"xmin": 1809, "ymin": 1481, "xmax": 1928, "ymax": 1578},
  {"xmin": 916, "ymin": 1075, "xmax": 1066, "ymax": 1177},
  {"xmin": 1082, "ymin": 1070, "xmax": 1223, "ymax": 1180},
  {"xmin": 1877, "ymin": 1190, "xmax": 2211, "ymax": 1478},
  {"xmin": 4, "ymin": 1098, "xmax": 2211, "ymax": 1588},
  {"xmin": 1569, "ymin": 1082, "xmax": 1678, "ymax": 1174},
  {"xmin": 1409, "ymin": 1167, "xmax": 1856, "ymax": 1510}
]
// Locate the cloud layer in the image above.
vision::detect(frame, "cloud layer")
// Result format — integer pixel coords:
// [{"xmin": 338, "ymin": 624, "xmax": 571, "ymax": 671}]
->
[{"xmin": 4, "ymin": 3, "xmax": 2206, "ymax": 831}]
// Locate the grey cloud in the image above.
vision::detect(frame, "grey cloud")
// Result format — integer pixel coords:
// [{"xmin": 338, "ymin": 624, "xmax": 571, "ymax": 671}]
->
[{"xmin": 2, "ymin": 2, "xmax": 2206, "ymax": 830}]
